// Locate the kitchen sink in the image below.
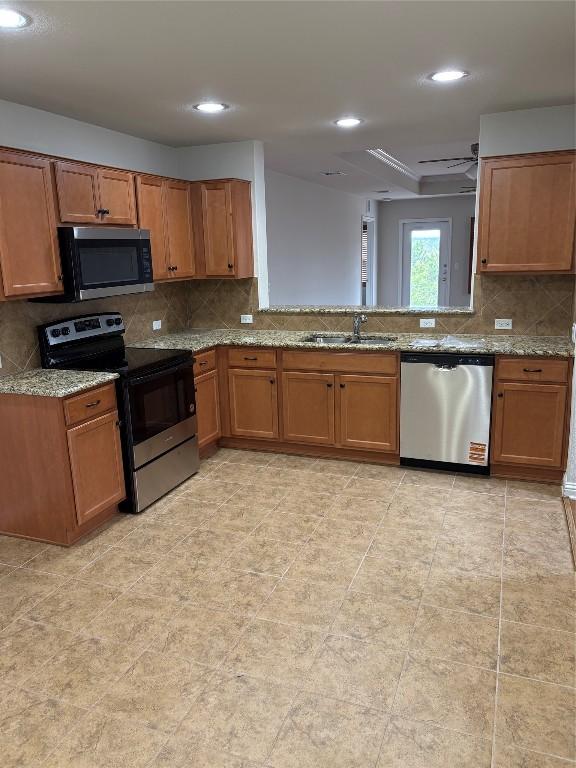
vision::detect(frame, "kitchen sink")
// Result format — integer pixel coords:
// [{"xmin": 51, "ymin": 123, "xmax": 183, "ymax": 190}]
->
[
  {"xmin": 302, "ymin": 334, "xmax": 397, "ymax": 346},
  {"xmin": 302, "ymin": 334, "xmax": 352, "ymax": 344}
]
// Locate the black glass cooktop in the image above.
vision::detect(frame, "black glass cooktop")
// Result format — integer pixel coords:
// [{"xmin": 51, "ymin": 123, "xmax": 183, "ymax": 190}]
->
[{"xmin": 74, "ymin": 346, "xmax": 192, "ymax": 378}]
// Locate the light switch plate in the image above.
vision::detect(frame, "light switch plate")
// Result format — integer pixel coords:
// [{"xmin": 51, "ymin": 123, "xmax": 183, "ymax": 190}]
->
[
  {"xmin": 240, "ymin": 314, "xmax": 253, "ymax": 324},
  {"xmin": 152, "ymin": 320, "xmax": 162, "ymax": 331},
  {"xmin": 420, "ymin": 318, "xmax": 436, "ymax": 328},
  {"xmin": 494, "ymin": 319, "xmax": 512, "ymax": 330}
]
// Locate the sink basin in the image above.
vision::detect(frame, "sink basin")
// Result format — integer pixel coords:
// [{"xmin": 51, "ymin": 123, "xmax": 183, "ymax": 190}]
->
[
  {"xmin": 302, "ymin": 334, "xmax": 398, "ymax": 346},
  {"xmin": 355, "ymin": 336, "xmax": 397, "ymax": 345},
  {"xmin": 303, "ymin": 334, "xmax": 351, "ymax": 344}
]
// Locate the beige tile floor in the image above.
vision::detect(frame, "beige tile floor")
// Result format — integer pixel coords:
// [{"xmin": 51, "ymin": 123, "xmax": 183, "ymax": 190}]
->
[{"xmin": 0, "ymin": 448, "xmax": 574, "ymax": 767}]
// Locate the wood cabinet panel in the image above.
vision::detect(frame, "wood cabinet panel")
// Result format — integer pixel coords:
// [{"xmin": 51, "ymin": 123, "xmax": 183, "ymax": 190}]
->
[
  {"xmin": 228, "ymin": 368, "xmax": 278, "ymax": 439},
  {"xmin": 165, "ymin": 180, "xmax": 195, "ymax": 277},
  {"xmin": 56, "ymin": 161, "xmax": 136, "ymax": 225},
  {"xmin": 496, "ymin": 357, "xmax": 569, "ymax": 384},
  {"xmin": 478, "ymin": 151, "xmax": 576, "ymax": 273},
  {"xmin": 64, "ymin": 384, "xmax": 117, "ymax": 427},
  {"xmin": 491, "ymin": 382, "xmax": 568, "ymax": 468},
  {"xmin": 67, "ymin": 410, "xmax": 125, "ymax": 526},
  {"xmin": 282, "ymin": 372, "xmax": 335, "ymax": 445},
  {"xmin": 195, "ymin": 369, "xmax": 220, "ymax": 448},
  {"xmin": 337, "ymin": 374, "xmax": 398, "ymax": 452},
  {"xmin": 201, "ymin": 182, "xmax": 234, "ymax": 276},
  {"xmin": 228, "ymin": 348, "xmax": 277, "ymax": 369},
  {"xmin": 136, "ymin": 175, "xmax": 169, "ymax": 279},
  {"xmin": 97, "ymin": 168, "xmax": 137, "ymax": 225},
  {"xmin": 282, "ymin": 350, "xmax": 398, "ymax": 375},
  {"xmin": 193, "ymin": 349, "xmax": 217, "ymax": 377},
  {"xmin": 0, "ymin": 150, "xmax": 63, "ymax": 297}
]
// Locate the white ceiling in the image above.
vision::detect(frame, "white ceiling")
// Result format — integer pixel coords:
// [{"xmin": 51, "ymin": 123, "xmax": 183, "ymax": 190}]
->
[{"xmin": 1, "ymin": 1, "xmax": 574, "ymax": 198}]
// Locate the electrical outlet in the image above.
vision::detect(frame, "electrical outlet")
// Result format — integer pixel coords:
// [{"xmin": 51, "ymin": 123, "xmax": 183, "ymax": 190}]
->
[
  {"xmin": 240, "ymin": 314, "xmax": 253, "ymax": 324},
  {"xmin": 419, "ymin": 318, "xmax": 436, "ymax": 328},
  {"xmin": 152, "ymin": 320, "xmax": 162, "ymax": 331},
  {"xmin": 494, "ymin": 319, "xmax": 512, "ymax": 330}
]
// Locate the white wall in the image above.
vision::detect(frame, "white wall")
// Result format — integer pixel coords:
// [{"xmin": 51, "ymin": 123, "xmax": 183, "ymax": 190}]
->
[
  {"xmin": 0, "ymin": 98, "xmax": 178, "ymax": 176},
  {"xmin": 377, "ymin": 195, "xmax": 475, "ymax": 307},
  {"xmin": 479, "ymin": 104, "xmax": 576, "ymax": 156},
  {"xmin": 265, "ymin": 170, "xmax": 365, "ymax": 306}
]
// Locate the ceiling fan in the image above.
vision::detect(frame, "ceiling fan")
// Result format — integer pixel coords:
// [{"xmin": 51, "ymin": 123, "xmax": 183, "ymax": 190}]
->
[{"xmin": 419, "ymin": 142, "xmax": 479, "ymax": 179}]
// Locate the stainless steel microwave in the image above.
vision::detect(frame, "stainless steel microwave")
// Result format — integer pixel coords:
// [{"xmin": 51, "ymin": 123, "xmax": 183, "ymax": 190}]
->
[{"xmin": 36, "ymin": 227, "xmax": 154, "ymax": 302}]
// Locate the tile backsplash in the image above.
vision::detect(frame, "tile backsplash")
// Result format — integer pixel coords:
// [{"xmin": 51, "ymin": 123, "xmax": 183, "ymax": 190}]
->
[{"xmin": 0, "ymin": 273, "xmax": 574, "ymax": 376}]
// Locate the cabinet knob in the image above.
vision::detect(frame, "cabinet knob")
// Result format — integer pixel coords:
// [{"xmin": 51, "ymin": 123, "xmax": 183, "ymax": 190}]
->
[
  {"xmin": 497, "ymin": 393, "xmax": 503, "ymax": 398},
  {"xmin": 481, "ymin": 258, "xmax": 487, "ymax": 264},
  {"xmin": 97, "ymin": 208, "xmax": 110, "ymax": 216},
  {"xmin": 269, "ymin": 378, "xmax": 275, "ymax": 384},
  {"xmin": 57, "ymin": 274, "xmax": 63, "ymax": 282},
  {"xmin": 340, "ymin": 383, "xmax": 345, "ymax": 389},
  {"xmin": 326, "ymin": 383, "xmax": 333, "ymax": 388},
  {"xmin": 523, "ymin": 368, "xmax": 543, "ymax": 373},
  {"xmin": 227, "ymin": 263, "xmax": 233, "ymax": 269}
]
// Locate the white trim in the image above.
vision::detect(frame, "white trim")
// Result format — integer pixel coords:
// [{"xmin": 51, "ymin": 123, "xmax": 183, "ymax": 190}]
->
[{"xmin": 562, "ymin": 480, "xmax": 576, "ymax": 499}]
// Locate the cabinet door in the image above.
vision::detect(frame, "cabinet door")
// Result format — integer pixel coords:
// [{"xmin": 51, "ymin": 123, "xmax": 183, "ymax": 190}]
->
[
  {"xmin": 195, "ymin": 369, "xmax": 221, "ymax": 448},
  {"xmin": 478, "ymin": 152, "xmax": 575, "ymax": 272},
  {"xmin": 67, "ymin": 410, "xmax": 125, "ymax": 526},
  {"xmin": 165, "ymin": 180, "xmax": 196, "ymax": 277},
  {"xmin": 229, "ymin": 180, "xmax": 254, "ymax": 278},
  {"xmin": 55, "ymin": 161, "xmax": 100, "ymax": 223},
  {"xmin": 337, "ymin": 375, "xmax": 398, "ymax": 452},
  {"xmin": 136, "ymin": 175, "xmax": 169, "ymax": 280},
  {"xmin": 492, "ymin": 382, "xmax": 567, "ymax": 468},
  {"xmin": 228, "ymin": 368, "xmax": 278, "ymax": 439},
  {"xmin": 201, "ymin": 182, "xmax": 234, "ymax": 276},
  {"xmin": 0, "ymin": 150, "xmax": 63, "ymax": 297},
  {"xmin": 97, "ymin": 168, "xmax": 137, "ymax": 225},
  {"xmin": 282, "ymin": 371, "xmax": 335, "ymax": 445}
]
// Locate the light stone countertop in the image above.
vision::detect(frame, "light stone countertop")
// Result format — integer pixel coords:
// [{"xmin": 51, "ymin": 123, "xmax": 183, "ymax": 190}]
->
[
  {"xmin": 0, "ymin": 369, "xmax": 119, "ymax": 398},
  {"xmin": 1, "ymin": 329, "xmax": 571, "ymax": 398},
  {"xmin": 130, "ymin": 328, "xmax": 574, "ymax": 358}
]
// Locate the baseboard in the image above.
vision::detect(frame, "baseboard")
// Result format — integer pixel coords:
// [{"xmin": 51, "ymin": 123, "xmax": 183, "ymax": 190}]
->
[
  {"xmin": 562, "ymin": 497, "xmax": 576, "ymax": 569},
  {"xmin": 218, "ymin": 437, "xmax": 400, "ymax": 466},
  {"xmin": 562, "ymin": 479, "xmax": 576, "ymax": 499},
  {"xmin": 490, "ymin": 463, "xmax": 565, "ymax": 483}
]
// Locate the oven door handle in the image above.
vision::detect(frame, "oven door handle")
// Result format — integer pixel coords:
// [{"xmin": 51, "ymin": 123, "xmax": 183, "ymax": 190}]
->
[{"xmin": 125, "ymin": 359, "xmax": 194, "ymax": 387}]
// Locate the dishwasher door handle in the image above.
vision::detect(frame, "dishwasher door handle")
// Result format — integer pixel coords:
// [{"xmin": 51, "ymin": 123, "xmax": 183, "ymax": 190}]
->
[{"xmin": 434, "ymin": 364, "xmax": 457, "ymax": 370}]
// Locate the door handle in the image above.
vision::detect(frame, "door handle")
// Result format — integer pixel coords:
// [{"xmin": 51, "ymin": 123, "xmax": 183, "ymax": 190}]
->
[
  {"xmin": 85, "ymin": 400, "xmax": 101, "ymax": 408},
  {"xmin": 523, "ymin": 368, "xmax": 543, "ymax": 373},
  {"xmin": 244, "ymin": 356, "xmax": 258, "ymax": 361}
]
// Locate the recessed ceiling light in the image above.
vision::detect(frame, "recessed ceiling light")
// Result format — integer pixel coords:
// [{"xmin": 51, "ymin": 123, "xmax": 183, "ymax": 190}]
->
[
  {"xmin": 0, "ymin": 7, "xmax": 31, "ymax": 28},
  {"xmin": 335, "ymin": 117, "xmax": 363, "ymax": 128},
  {"xmin": 429, "ymin": 70, "xmax": 469, "ymax": 83},
  {"xmin": 193, "ymin": 102, "xmax": 229, "ymax": 113}
]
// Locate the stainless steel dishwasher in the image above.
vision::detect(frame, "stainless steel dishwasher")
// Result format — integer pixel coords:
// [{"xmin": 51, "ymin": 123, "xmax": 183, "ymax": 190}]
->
[{"xmin": 400, "ymin": 352, "xmax": 494, "ymax": 473}]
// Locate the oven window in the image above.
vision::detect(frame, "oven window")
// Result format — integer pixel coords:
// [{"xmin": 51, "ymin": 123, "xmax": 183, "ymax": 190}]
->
[
  {"xmin": 79, "ymin": 244, "xmax": 140, "ymax": 286},
  {"xmin": 128, "ymin": 368, "xmax": 193, "ymax": 445}
]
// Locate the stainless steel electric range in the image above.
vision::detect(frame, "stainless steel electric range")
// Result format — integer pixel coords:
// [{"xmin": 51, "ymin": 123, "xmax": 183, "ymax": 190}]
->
[{"xmin": 38, "ymin": 312, "xmax": 199, "ymax": 512}]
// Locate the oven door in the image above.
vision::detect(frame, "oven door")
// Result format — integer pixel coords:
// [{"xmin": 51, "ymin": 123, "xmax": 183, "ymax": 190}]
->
[
  {"xmin": 62, "ymin": 227, "xmax": 154, "ymax": 300},
  {"xmin": 127, "ymin": 362, "xmax": 197, "ymax": 469}
]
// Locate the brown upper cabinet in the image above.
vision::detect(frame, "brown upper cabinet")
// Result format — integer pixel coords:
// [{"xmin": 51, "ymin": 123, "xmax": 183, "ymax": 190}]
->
[
  {"xmin": 478, "ymin": 150, "xmax": 576, "ymax": 273},
  {"xmin": 55, "ymin": 161, "xmax": 137, "ymax": 226},
  {"xmin": 199, "ymin": 179, "xmax": 253, "ymax": 278},
  {"xmin": 0, "ymin": 149, "xmax": 63, "ymax": 298},
  {"xmin": 136, "ymin": 175, "xmax": 197, "ymax": 280}
]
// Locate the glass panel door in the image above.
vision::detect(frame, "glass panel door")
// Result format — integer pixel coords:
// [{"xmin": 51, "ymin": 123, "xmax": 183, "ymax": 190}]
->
[{"xmin": 401, "ymin": 220, "xmax": 451, "ymax": 308}]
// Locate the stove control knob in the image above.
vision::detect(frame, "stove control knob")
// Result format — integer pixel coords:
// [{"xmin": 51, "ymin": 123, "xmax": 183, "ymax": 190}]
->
[
  {"xmin": 61, "ymin": 327, "xmax": 70, "ymax": 336},
  {"xmin": 106, "ymin": 319, "xmax": 115, "ymax": 327},
  {"xmin": 50, "ymin": 328, "xmax": 61, "ymax": 338},
  {"xmin": 114, "ymin": 318, "xmax": 122, "ymax": 326}
]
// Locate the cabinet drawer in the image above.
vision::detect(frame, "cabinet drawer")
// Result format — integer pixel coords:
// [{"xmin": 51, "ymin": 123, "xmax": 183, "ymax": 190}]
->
[
  {"xmin": 282, "ymin": 350, "xmax": 398, "ymax": 375},
  {"xmin": 194, "ymin": 349, "xmax": 217, "ymax": 376},
  {"xmin": 228, "ymin": 348, "xmax": 277, "ymax": 368},
  {"xmin": 496, "ymin": 357, "xmax": 569, "ymax": 384},
  {"xmin": 64, "ymin": 384, "xmax": 117, "ymax": 426}
]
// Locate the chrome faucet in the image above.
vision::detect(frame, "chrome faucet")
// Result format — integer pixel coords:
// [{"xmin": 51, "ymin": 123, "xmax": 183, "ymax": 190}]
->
[{"xmin": 352, "ymin": 313, "xmax": 367, "ymax": 342}]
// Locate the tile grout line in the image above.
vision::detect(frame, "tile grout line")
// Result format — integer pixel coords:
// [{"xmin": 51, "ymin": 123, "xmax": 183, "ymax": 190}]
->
[{"xmin": 489, "ymin": 480, "xmax": 508, "ymax": 768}]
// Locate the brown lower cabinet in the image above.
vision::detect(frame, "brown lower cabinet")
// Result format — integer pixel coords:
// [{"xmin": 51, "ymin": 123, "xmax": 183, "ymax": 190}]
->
[
  {"xmin": 228, "ymin": 368, "xmax": 279, "ymax": 439},
  {"xmin": 337, "ymin": 374, "xmax": 398, "ymax": 452},
  {"xmin": 195, "ymin": 369, "xmax": 221, "ymax": 449},
  {"xmin": 0, "ymin": 383, "xmax": 125, "ymax": 545},
  {"xmin": 282, "ymin": 371, "xmax": 335, "ymax": 445},
  {"xmin": 491, "ymin": 356, "xmax": 571, "ymax": 481}
]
